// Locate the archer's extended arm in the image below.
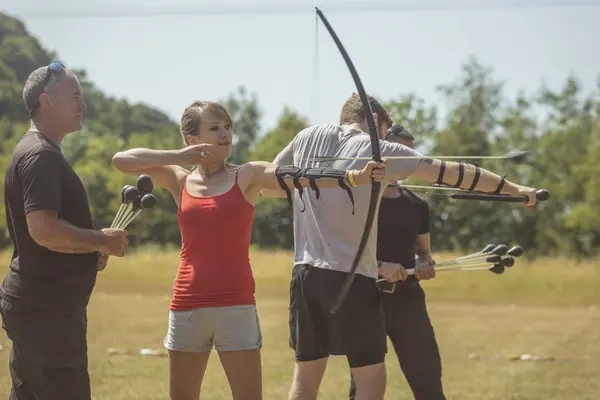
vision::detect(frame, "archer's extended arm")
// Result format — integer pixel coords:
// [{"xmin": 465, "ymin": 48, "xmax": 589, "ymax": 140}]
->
[
  {"xmin": 248, "ymin": 161, "xmax": 386, "ymax": 213},
  {"xmin": 409, "ymin": 159, "xmax": 538, "ymax": 207}
]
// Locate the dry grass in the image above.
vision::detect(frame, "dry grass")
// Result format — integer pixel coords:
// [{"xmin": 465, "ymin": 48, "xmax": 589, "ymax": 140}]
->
[{"xmin": 0, "ymin": 247, "xmax": 599, "ymax": 399}]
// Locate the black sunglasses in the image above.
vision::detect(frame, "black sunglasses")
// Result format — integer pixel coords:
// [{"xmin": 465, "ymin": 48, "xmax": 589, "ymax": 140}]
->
[
  {"xmin": 385, "ymin": 124, "xmax": 413, "ymax": 141},
  {"xmin": 29, "ymin": 62, "xmax": 66, "ymax": 115}
]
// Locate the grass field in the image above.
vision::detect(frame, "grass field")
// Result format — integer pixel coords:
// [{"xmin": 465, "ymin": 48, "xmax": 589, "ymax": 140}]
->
[{"xmin": 1, "ymin": 246, "xmax": 599, "ymax": 399}]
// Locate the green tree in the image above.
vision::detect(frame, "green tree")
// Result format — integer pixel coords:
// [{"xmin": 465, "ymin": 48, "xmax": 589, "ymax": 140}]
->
[
  {"xmin": 248, "ymin": 108, "xmax": 310, "ymax": 249},
  {"xmin": 2, "ymin": 11, "xmax": 600, "ymax": 258},
  {"xmin": 220, "ymin": 86, "xmax": 262, "ymax": 164},
  {"xmin": 384, "ymin": 93, "xmax": 439, "ymax": 153}
]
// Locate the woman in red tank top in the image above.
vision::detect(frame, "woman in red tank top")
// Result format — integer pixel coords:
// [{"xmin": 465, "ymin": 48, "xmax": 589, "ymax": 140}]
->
[{"xmin": 112, "ymin": 100, "xmax": 385, "ymax": 399}]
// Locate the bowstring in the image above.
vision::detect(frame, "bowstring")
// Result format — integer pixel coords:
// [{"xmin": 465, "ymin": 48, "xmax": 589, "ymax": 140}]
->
[{"xmin": 310, "ymin": 12, "xmax": 320, "ymax": 124}]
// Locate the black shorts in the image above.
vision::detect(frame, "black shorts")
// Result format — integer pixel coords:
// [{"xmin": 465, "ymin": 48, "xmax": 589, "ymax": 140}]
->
[
  {"xmin": 0, "ymin": 299, "xmax": 91, "ymax": 400},
  {"xmin": 288, "ymin": 264, "xmax": 387, "ymax": 368}
]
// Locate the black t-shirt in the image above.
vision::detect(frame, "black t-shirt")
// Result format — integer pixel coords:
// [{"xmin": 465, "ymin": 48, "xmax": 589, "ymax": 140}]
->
[
  {"xmin": 377, "ymin": 188, "xmax": 430, "ymax": 270},
  {"xmin": 1, "ymin": 130, "xmax": 98, "ymax": 310}
]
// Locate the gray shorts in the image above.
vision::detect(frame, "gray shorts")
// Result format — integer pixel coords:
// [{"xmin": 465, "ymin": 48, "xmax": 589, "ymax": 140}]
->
[{"xmin": 163, "ymin": 304, "xmax": 262, "ymax": 353}]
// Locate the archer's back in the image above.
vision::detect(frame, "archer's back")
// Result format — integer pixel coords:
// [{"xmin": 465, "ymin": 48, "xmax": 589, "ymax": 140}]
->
[{"xmin": 274, "ymin": 124, "xmax": 421, "ymax": 279}]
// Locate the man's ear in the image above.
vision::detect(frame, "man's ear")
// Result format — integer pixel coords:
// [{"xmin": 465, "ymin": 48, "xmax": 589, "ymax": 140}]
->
[
  {"xmin": 372, "ymin": 112, "xmax": 383, "ymax": 136},
  {"xmin": 39, "ymin": 93, "xmax": 51, "ymax": 110},
  {"xmin": 372, "ymin": 112, "xmax": 378, "ymax": 123}
]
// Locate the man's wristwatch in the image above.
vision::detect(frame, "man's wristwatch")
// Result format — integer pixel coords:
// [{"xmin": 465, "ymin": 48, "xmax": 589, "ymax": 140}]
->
[{"xmin": 416, "ymin": 252, "xmax": 433, "ymax": 268}]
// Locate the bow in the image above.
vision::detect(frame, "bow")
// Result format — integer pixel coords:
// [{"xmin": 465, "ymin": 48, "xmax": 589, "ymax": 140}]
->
[{"xmin": 315, "ymin": 7, "xmax": 382, "ymax": 314}]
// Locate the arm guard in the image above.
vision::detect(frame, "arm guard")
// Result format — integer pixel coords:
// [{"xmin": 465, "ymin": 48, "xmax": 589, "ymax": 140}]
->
[
  {"xmin": 436, "ymin": 161, "xmax": 481, "ymax": 192},
  {"xmin": 467, "ymin": 163, "xmax": 481, "ymax": 191},
  {"xmin": 274, "ymin": 166, "xmax": 356, "ymax": 214},
  {"xmin": 437, "ymin": 161, "xmax": 507, "ymax": 194},
  {"xmin": 493, "ymin": 175, "xmax": 507, "ymax": 194}
]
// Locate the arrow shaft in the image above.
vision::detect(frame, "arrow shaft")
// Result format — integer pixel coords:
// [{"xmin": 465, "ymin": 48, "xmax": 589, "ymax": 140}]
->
[
  {"xmin": 110, "ymin": 203, "xmax": 127, "ymax": 228},
  {"xmin": 392, "ymin": 184, "xmax": 549, "ymax": 203},
  {"xmin": 395, "ymin": 184, "xmax": 462, "ymax": 192},
  {"xmin": 376, "ymin": 264, "xmax": 496, "ymax": 281},
  {"xmin": 117, "ymin": 209, "xmax": 142, "ymax": 230},
  {"xmin": 312, "ymin": 149, "xmax": 531, "ymax": 163},
  {"xmin": 313, "ymin": 155, "xmax": 514, "ymax": 162}
]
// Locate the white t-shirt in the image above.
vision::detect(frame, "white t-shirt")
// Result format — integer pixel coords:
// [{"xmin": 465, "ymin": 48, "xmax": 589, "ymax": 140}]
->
[{"xmin": 273, "ymin": 124, "xmax": 424, "ymax": 279}]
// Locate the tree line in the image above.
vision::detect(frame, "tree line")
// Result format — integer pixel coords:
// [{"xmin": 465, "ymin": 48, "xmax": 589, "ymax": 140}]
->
[{"xmin": 1, "ymin": 12, "xmax": 598, "ymax": 259}]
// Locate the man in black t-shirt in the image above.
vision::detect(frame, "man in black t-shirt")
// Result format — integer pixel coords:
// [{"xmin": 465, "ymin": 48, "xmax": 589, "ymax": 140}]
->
[
  {"xmin": 349, "ymin": 125, "xmax": 446, "ymax": 400},
  {"xmin": 0, "ymin": 63, "xmax": 129, "ymax": 400}
]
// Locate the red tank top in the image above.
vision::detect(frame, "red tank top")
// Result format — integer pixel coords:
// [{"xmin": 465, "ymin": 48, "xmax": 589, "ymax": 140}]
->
[{"xmin": 170, "ymin": 169, "xmax": 256, "ymax": 311}]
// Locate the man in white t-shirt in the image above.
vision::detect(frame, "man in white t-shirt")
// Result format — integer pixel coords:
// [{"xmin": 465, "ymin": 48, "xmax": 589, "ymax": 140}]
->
[{"xmin": 273, "ymin": 93, "xmax": 540, "ymax": 400}]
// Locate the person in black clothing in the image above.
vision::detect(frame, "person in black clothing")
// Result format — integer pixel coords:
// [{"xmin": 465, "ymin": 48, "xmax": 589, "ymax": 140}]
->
[
  {"xmin": 0, "ymin": 63, "xmax": 129, "ymax": 400},
  {"xmin": 349, "ymin": 125, "xmax": 446, "ymax": 400}
]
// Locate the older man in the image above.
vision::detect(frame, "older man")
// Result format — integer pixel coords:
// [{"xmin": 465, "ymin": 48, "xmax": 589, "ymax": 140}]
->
[{"xmin": 0, "ymin": 63, "xmax": 128, "ymax": 400}]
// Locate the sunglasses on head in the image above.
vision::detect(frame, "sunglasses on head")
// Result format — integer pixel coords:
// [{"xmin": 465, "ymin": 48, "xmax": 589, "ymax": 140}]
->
[
  {"xmin": 29, "ymin": 62, "xmax": 66, "ymax": 115},
  {"xmin": 385, "ymin": 124, "xmax": 411, "ymax": 140}
]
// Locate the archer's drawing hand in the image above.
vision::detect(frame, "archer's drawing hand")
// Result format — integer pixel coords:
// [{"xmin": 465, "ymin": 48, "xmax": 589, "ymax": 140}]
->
[
  {"xmin": 354, "ymin": 160, "xmax": 387, "ymax": 185},
  {"xmin": 415, "ymin": 252, "xmax": 436, "ymax": 280},
  {"xmin": 379, "ymin": 261, "xmax": 408, "ymax": 282}
]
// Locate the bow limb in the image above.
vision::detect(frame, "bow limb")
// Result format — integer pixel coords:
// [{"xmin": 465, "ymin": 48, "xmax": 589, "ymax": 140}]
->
[{"xmin": 315, "ymin": 8, "xmax": 382, "ymax": 314}]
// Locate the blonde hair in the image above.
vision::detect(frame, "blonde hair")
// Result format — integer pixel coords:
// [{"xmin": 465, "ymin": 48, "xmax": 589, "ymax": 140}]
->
[{"xmin": 179, "ymin": 101, "xmax": 233, "ymax": 145}]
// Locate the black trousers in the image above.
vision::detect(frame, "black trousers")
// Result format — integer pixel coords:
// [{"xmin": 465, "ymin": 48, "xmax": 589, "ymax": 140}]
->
[
  {"xmin": 349, "ymin": 280, "xmax": 446, "ymax": 399},
  {"xmin": 0, "ymin": 299, "xmax": 91, "ymax": 400}
]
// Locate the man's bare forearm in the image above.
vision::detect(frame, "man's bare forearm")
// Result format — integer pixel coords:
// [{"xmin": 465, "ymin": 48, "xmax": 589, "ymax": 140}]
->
[
  {"xmin": 35, "ymin": 219, "xmax": 105, "ymax": 254},
  {"xmin": 255, "ymin": 162, "xmax": 362, "ymax": 192},
  {"xmin": 415, "ymin": 233, "xmax": 431, "ymax": 255},
  {"xmin": 414, "ymin": 159, "xmax": 524, "ymax": 195},
  {"xmin": 445, "ymin": 162, "xmax": 520, "ymax": 194}
]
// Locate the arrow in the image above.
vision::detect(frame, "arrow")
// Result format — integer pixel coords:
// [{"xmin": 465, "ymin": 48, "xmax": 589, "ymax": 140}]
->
[
  {"xmin": 309, "ymin": 150, "xmax": 531, "ymax": 163},
  {"xmin": 392, "ymin": 183, "xmax": 550, "ymax": 202}
]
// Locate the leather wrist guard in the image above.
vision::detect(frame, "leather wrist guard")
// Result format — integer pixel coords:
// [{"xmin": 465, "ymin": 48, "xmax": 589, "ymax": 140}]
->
[{"xmin": 274, "ymin": 166, "xmax": 356, "ymax": 214}]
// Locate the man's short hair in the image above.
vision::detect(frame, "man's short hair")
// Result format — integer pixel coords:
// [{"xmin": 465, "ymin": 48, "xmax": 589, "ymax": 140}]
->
[
  {"xmin": 339, "ymin": 93, "xmax": 393, "ymax": 128},
  {"xmin": 22, "ymin": 63, "xmax": 67, "ymax": 115}
]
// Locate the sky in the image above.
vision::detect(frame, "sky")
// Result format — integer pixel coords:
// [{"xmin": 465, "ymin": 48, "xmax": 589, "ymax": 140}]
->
[{"xmin": 3, "ymin": 0, "xmax": 600, "ymax": 136}]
